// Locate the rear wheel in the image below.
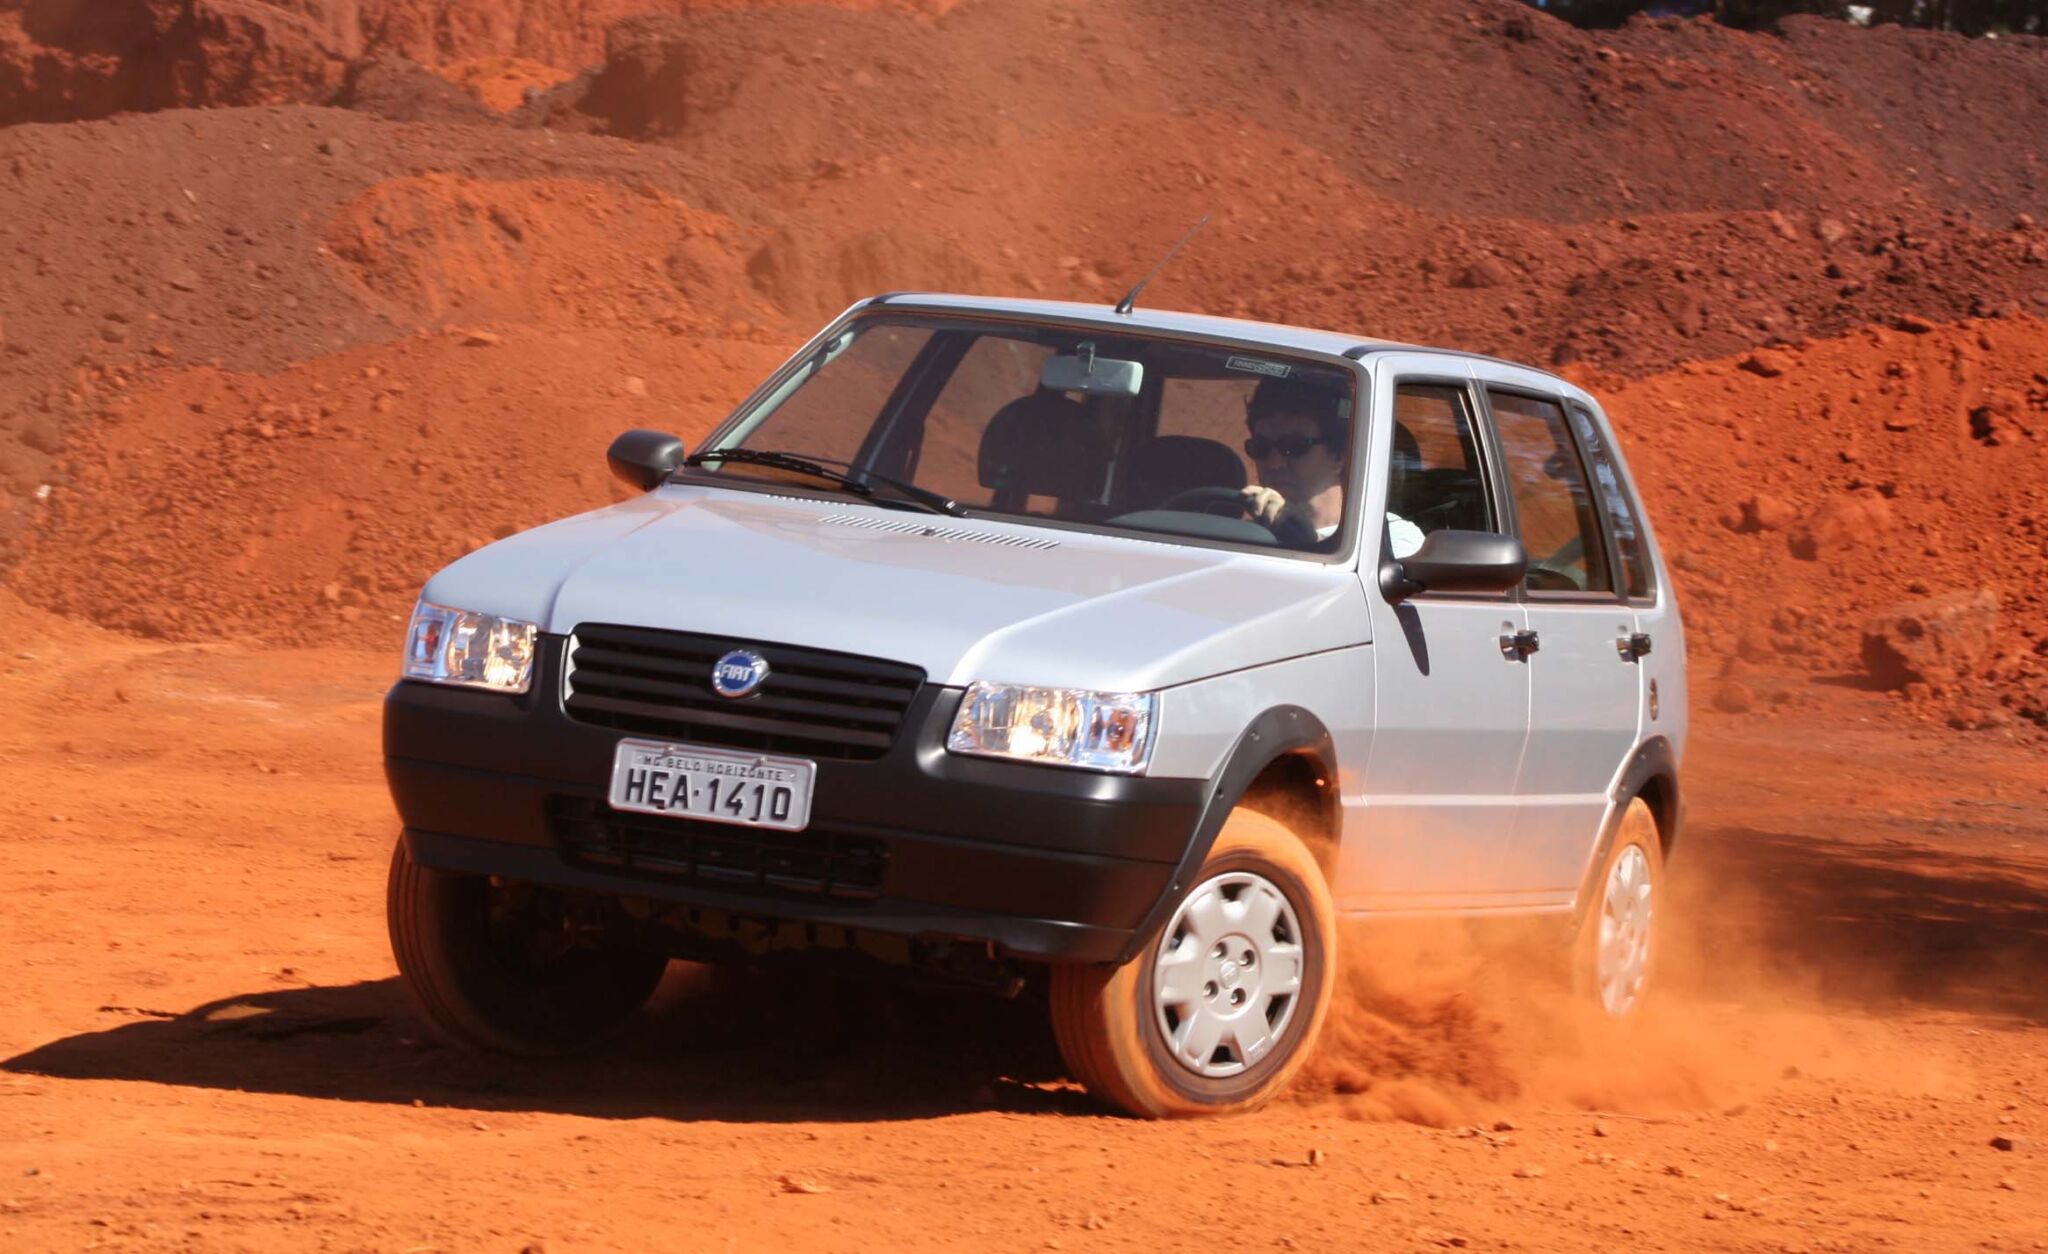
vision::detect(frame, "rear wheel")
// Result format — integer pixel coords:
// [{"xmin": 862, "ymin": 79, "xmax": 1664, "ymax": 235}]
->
[
  {"xmin": 387, "ymin": 835, "xmax": 670, "ymax": 1055},
  {"xmin": 1571, "ymin": 798, "xmax": 1664, "ymax": 1017},
  {"xmin": 1050, "ymin": 809, "xmax": 1336, "ymax": 1117}
]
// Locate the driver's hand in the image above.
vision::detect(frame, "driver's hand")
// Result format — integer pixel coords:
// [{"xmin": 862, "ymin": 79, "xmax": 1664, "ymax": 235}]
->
[{"xmin": 1241, "ymin": 485, "xmax": 1287, "ymax": 526}]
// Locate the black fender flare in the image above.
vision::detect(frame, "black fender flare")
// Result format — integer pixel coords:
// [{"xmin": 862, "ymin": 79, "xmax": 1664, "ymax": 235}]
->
[
  {"xmin": 1569, "ymin": 734, "xmax": 1685, "ymax": 932},
  {"xmin": 1112, "ymin": 705, "xmax": 1337, "ymax": 965}
]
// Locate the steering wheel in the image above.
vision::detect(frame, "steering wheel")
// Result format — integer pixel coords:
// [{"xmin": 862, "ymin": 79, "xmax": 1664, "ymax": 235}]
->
[
  {"xmin": 1155, "ymin": 486, "xmax": 1251, "ymax": 515},
  {"xmin": 1153, "ymin": 485, "xmax": 1318, "ymax": 549},
  {"xmin": 1525, "ymin": 535, "xmax": 1587, "ymax": 591}
]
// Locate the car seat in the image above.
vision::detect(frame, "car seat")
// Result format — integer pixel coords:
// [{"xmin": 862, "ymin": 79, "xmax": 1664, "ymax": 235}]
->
[
  {"xmin": 977, "ymin": 392, "xmax": 1112, "ymax": 514},
  {"xmin": 1125, "ymin": 435, "xmax": 1247, "ymax": 512},
  {"xmin": 1386, "ymin": 421, "xmax": 1425, "ymax": 519},
  {"xmin": 1387, "ymin": 420, "xmax": 1488, "ymax": 533}
]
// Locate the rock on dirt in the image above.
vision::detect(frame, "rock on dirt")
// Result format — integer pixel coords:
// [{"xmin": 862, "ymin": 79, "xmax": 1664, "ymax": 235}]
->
[
  {"xmin": 1861, "ymin": 590, "xmax": 2001, "ymax": 691},
  {"xmin": 335, "ymin": 54, "xmax": 502, "ymax": 124},
  {"xmin": 1452, "ymin": 258, "xmax": 1511, "ymax": 290},
  {"xmin": 1788, "ymin": 495, "xmax": 1892, "ymax": 562},
  {"xmin": 1737, "ymin": 494, "xmax": 1797, "ymax": 533},
  {"xmin": 1740, "ymin": 350, "xmax": 1793, "ymax": 378},
  {"xmin": 1712, "ymin": 682, "xmax": 1756, "ymax": 714}
]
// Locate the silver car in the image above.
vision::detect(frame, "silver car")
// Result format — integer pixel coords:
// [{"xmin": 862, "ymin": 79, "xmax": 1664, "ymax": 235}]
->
[{"xmin": 384, "ymin": 293, "xmax": 1688, "ymax": 1117}]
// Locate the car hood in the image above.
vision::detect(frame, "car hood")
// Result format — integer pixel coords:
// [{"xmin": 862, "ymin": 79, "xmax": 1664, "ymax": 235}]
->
[{"xmin": 421, "ymin": 486, "xmax": 1372, "ymax": 690}]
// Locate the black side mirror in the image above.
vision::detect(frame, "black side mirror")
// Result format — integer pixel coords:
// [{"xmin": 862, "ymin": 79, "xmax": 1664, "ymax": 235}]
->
[
  {"xmin": 607, "ymin": 429, "xmax": 685, "ymax": 491},
  {"xmin": 1379, "ymin": 530, "xmax": 1526, "ymax": 602}
]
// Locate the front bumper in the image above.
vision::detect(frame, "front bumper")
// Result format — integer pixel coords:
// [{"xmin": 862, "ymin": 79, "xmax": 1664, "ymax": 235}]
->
[{"xmin": 384, "ymin": 638, "xmax": 1205, "ymax": 963}]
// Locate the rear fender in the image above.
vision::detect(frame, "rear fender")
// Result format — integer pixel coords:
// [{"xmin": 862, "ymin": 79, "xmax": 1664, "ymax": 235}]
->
[{"xmin": 1570, "ymin": 734, "xmax": 1683, "ymax": 931}]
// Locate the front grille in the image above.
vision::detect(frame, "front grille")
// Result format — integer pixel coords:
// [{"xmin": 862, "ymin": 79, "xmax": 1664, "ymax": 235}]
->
[
  {"xmin": 562, "ymin": 624, "xmax": 925, "ymax": 761},
  {"xmin": 549, "ymin": 798, "xmax": 887, "ymax": 901}
]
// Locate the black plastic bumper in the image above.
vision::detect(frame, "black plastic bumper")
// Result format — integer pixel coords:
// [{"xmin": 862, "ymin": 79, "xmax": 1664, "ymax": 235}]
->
[{"xmin": 384, "ymin": 638, "xmax": 1206, "ymax": 964}]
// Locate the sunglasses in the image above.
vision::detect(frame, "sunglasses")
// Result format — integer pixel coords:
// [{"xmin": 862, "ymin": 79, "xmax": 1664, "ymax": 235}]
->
[{"xmin": 1243, "ymin": 433, "xmax": 1328, "ymax": 461}]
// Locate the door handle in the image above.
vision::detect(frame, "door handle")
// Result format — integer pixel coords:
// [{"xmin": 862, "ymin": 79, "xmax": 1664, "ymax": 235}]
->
[
  {"xmin": 1499, "ymin": 629, "xmax": 1540, "ymax": 660},
  {"xmin": 1616, "ymin": 632, "xmax": 1652, "ymax": 662}
]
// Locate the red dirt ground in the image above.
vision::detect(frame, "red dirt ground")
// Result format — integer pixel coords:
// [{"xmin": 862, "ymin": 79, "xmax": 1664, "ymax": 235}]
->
[
  {"xmin": 0, "ymin": 598, "xmax": 2043, "ymax": 1251},
  {"xmin": 1, "ymin": 1, "xmax": 2045, "ymax": 1249}
]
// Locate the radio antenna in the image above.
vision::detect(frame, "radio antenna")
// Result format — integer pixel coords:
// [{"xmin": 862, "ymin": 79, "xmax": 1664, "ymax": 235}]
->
[{"xmin": 1114, "ymin": 214, "xmax": 1211, "ymax": 316}]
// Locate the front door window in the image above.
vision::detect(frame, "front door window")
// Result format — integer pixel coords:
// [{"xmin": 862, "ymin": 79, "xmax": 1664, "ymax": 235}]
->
[{"xmin": 1388, "ymin": 384, "xmax": 1497, "ymax": 559}]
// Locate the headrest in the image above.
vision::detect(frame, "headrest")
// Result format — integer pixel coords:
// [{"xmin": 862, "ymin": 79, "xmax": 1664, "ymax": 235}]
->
[
  {"xmin": 1392, "ymin": 420, "xmax": 1422, "ymax": 470},
  {"xmin": 977, "ymin": 392, "xmax": 1107, "ymax": 501},
  {"xmin": 1128, "ymin": 435, "xmax": 1246, "ymax": 504}
]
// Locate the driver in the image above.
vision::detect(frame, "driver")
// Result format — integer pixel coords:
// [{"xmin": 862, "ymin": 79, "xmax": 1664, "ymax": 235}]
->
[
  {"xmin": 1239, "ymin": 374, "xmax": 1424, "ymax": 556},
  {"xmin": 1240, "ymin": 374, "xmax": 1348, "ymax": 545}
]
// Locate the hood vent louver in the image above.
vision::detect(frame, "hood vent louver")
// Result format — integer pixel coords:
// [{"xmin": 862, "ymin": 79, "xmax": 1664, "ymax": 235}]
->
[{"xmin": 817, "ymin": 513, "xmax": 1060, "ymax": 551}]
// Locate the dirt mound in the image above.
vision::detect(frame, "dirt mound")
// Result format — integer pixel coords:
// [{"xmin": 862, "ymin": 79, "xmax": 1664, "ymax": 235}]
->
[
  {"xmin": 0, "ymin": 106, "xmax": 729, "ymax": 543},
  {"xmin": 521, "ymin": 2, "xmax": 2048, "ymax": 357},
  {"xmin": 1601, "ymin": 314, "xmax": 2048, "ymax": 731},
  {"xmin": 323, "ymin": 173, "xmax": 766, "ymax": 326},
  {"xmin": 721, "ymin": 104, "xmax": 2048, "ymax": 360},
  {"xmin": 540, "ymin": 2, "xmax": 2048, "ymax": 224},
  {"xmin": 8, "ymin": 324, "xmax": 790, "ymax": 643},
  {"xmin": 0, "ymin": 0, "xmax": 940, "ymax": 125}
]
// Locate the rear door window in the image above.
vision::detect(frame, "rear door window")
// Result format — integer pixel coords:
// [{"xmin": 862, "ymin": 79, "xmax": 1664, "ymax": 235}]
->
[{"xmin": 1487, "ymin": 389, "xmax": 1615, "ymax": 596}]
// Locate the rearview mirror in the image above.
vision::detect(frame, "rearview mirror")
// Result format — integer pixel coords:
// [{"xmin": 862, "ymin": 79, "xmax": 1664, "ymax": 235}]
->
[
  {"xmin": 1379, "ymin": 530, "xmax": 1526, "ymax": 602},
  {"xmin": 607, "ymin": 429, "xmax": 685, "ymax": 491},
  {"xmin": 1040, "ymin": 343, "xmax": 1143, "ymax": 397}
]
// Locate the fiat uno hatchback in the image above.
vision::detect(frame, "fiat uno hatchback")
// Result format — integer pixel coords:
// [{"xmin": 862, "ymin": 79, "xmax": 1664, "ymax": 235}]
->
[{"xmin": 384, "ymin": 294, "xmax": 1687, "ymax": 1117}]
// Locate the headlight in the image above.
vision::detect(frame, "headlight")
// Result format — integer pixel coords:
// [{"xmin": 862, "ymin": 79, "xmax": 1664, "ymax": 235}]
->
[
  {"xmin": 403, "ymin": 601, "xmax": 538, "ymax": 694},
  {"xmin": 946, "ymin": 682, "xmax": 1157, "ymax": 774}
]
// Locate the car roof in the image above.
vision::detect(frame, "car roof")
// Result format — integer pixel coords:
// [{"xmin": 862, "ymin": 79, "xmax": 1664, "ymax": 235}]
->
[{"xmin": 867, "ymin": 291, "xmax": 1569, "ymax": 388}]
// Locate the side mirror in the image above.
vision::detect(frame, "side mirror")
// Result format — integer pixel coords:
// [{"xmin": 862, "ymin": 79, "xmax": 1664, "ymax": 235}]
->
[
  {"xmin": 607, "ymin": 429, "xmax": 685, "ymax": 491},
  {"xmin": 1379, "ymin": 530, "xmax": 1526, "ymax": 602}
]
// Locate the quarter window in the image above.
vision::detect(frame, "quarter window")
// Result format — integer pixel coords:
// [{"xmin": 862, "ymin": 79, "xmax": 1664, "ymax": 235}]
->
[
  {"xmin": 1487, "ymin": 389, "xmax": 1614, "ymax": 595},
  {"xmin": 1566, "ymin": 402, "xmax": 1654, "ymax": 600}
]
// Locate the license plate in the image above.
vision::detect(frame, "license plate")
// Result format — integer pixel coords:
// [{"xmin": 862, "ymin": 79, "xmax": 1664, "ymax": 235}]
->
[{"xmin": 607, "ymin": 739, "xmax": 815, "ymax": 832}]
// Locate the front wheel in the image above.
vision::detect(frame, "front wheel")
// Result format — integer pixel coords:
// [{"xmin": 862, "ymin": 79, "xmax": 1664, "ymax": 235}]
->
[
  {"xmin": 1050, "ymin": 809, "xmax": 1337, "ymax": 1117},
  {"xmin": 387, "ymin": 835, "xmax": 670, "ymax": 1055}
]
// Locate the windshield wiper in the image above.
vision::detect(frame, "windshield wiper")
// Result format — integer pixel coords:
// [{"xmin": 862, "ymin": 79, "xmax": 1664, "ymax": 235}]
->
[{"xmin": 682, "ymin": 448, "xmax": 966, "ymax": 517}]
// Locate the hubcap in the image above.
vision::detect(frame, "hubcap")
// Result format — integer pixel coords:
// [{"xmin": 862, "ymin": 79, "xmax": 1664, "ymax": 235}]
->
[
  {"xmin": 1596, "ymin": 844, "xmax": 1654, "ymax": 1016},
  {"xmin": 1152, "ymin": 871, "xmax": 1305, "ymax": 1078}
]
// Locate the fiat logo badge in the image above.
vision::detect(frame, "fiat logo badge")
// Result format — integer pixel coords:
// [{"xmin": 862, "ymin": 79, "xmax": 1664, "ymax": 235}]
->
[{"xmin": 710, "ymin": 649, "xmax": 769, "ymax": 699}]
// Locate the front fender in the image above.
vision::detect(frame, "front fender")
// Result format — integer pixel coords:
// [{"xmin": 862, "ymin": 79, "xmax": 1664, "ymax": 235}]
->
[{"xmin": 1112, "ymin": 705, "xmax": 1336, "ymax": 964}]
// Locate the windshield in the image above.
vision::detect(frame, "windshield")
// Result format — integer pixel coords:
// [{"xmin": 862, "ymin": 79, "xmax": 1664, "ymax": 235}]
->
[{"xmin": 693, "ymin": 315, "xmax": 1359, "ymax": 554}]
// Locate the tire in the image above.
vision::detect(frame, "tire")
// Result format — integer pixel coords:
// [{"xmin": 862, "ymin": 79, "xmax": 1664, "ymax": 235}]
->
[
  {"xmin": 1049, "ymin": 809, "xmax": 1337, "ymax": 1118},
  {"xmin": 1571, "ymin": 797, "xmax": 1665, "ymax": 1017},
  {"xmin": 386, "ymin": 834, "xmax": 670, "ymax": 1056}
]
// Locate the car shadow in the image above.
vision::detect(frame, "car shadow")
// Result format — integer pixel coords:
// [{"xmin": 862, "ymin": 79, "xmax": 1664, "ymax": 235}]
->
[
  {"xmin": 12, "ymin": 825, "xmax": 2046, "ymax": 1118},
  {"xmin": 1668, "ymin": 821, "xmax": 2048, "ymax": 1025},
  {"xmin": 1, "ymin": 964, "xmax": 1091, "ymax": 1123}
]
